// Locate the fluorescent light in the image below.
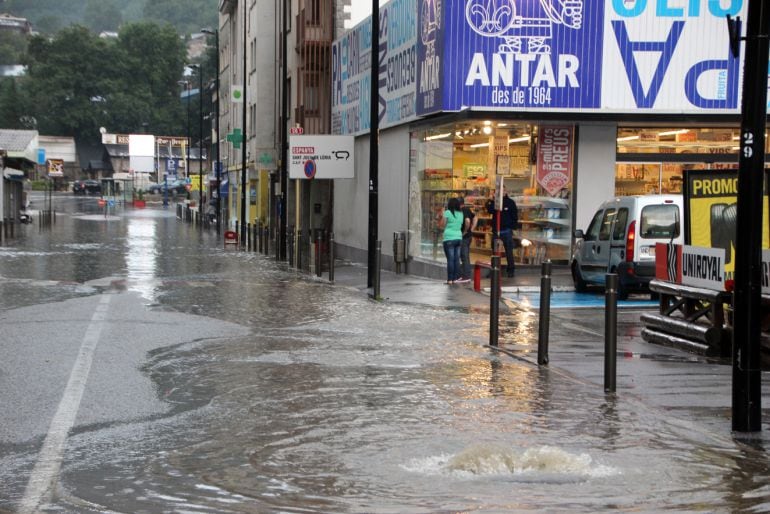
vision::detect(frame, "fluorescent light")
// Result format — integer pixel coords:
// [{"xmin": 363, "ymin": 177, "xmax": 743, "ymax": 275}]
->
[
  {"xmin": 658, "ymin": 129, "xmax": 689, "ymax": 136},
  {"xmin": 617, "ymin": 135, "xmax": 640, "ymax": 142},
  {"xmin": 483, "ymin": 126, "xmax": 493, "ymax": 135},
  {"xmin": 425, "ymin": 132, "xmax": 452, "ymax": 141},
  {"xmin": 469, "ymin": 142, "xmax": 489, "ymax": 148},
  {"xmin": 497, "ymin": 123, "xmax": 508, "ymax": 127},
  {"xmin": 508, "ymin": 135, "xmax": 530, "ymax": 143},
  {"xmin": 483, "ymin": 120, "xmax": 492, "ymax": 126}
]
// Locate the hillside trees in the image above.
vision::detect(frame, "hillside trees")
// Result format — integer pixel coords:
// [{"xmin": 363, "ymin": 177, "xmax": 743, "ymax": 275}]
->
[{"xmin": 17, "ymin": 23, "xmax": 188, "ymax": 143}]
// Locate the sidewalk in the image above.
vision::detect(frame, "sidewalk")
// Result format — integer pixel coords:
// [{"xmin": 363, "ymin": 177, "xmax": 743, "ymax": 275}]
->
[{"xmin": 328, "ymin": 259, "xmax": 770, "ymax": 437}]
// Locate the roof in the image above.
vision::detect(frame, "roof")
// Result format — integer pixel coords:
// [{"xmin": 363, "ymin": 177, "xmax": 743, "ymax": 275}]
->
[
  {"xmin": 0, "ymin": 129, "xmax": 37, "ymax": 152},
  {"xmin": 0, "ymin": 129, "xmax": 38, "ymax": 162}
]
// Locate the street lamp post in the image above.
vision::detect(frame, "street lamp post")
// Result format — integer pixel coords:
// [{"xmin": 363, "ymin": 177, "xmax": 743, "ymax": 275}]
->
[
  {"xmin": 202, "ymin": 27, "xmax": 221, "ymax": 234},
  {"xmin": 240, "ymin": 0, "xmax": 248, "ymax": 246},
  {"xmin": 188, "ymin": 64, "xmax": 204, "ymax": 228},
  {"xmin": 177, "ymin": 79, "xmax": 190, "ymax": 206}
]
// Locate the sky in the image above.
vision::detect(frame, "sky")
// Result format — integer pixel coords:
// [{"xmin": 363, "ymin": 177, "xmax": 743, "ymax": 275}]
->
[{"xmin": 347, "ymin": 2, "xmax": 387, "ymax": 27}]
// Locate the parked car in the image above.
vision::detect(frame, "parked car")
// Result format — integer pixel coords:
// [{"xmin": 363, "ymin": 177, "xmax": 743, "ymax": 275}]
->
[
  {"xmin": 571, "ymin": 195, "xmax": 684, "ymax": 299},
  {"xmin": 147, "ymin": 179, "xmax": 188, "ymax": 195},
  {"xmin": 72, "ymin": 179, "xmax": 101, "ymax": 194}
]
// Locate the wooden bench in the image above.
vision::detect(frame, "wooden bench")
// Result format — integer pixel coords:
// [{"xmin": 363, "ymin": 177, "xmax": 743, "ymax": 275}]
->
[{"xmin": 641, "ymin": 279, "xmax": 732, "ymax": 357}]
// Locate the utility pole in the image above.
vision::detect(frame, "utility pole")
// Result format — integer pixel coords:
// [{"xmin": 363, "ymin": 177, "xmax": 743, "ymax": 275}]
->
[
  {"xmin": 730, "ymin": 1, "xmax": 769, "ymax": 433},
  {"xmin": 279, "ymin": 0, "xmax": 289, "ymax": 261},
  {"xmin": 240, "ymin": 0, "xmax": 248, "ymax": 246},
  {"xmin": 367, "ymin": 0, "xmax": 380, "ymax": 288},
  {"xmin": 202, "ymin": 28, "xmax": 221, "ymax": 234}
]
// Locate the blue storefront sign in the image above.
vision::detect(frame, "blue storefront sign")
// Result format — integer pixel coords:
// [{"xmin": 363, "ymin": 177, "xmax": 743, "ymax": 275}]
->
[
  {"xmin": 340, "ymin": 0, "xmax": 748, "ymax": 126},
  {"xmin": 418, "ymin": 0, "xmax": 603, "ymax": 114}
]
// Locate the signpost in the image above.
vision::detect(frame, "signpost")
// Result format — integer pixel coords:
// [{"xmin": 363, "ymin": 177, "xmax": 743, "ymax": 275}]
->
[{"xmin": 288, "ymin": 135, "xmax": 354, "ymax": 179}]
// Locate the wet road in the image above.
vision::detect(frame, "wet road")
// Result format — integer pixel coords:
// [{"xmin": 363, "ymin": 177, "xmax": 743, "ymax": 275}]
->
[{"xmin": 1, "ymin": 193, "xmax": 770, "ymax": 513}]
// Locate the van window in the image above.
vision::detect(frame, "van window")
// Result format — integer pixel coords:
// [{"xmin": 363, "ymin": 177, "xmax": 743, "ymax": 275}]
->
[
  {"xmin": 640, "ymin": 204, "xmax": 680, "ymax": 239},
  {"xmin": 584, "ymin": 210, "xmax": 604, "ymax": 241},
  {"xmin": 599, "ymin": 208, "xmax": 617, "ymax": 241},
  {"xmin": 612, "ymin": 208, "xmax": 629, "ymax": 241}
]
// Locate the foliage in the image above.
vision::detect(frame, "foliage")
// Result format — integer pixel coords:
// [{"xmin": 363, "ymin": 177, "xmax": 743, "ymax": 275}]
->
[
  {"xmin": 0, "ymin": 79, "xmax": 27, "ymax": 129},
  {"xmin": 0, "ymin": 31, "xmax": 28, "ymax": 65},
  {"xmin": 30, "ymin": 180, "xmax": 49, "ymax": 191},
  {"xmin": 4, "ymin": 0, "xmax": 217, "ymax": 36},
  {"xmin": 13, "ymin": 23, "xmax": 189, "ymax": 143},
  {"xmin": 84, "ymin": 0, "xmax": 123, "ymax": 33}
]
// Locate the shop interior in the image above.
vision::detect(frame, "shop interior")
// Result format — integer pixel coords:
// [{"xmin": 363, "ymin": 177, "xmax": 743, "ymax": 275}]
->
[
  {"xmin": 410, "ymin": 121, "xmax": 573, "ymax": 267},
  {"xmin": 615, "ymin": 127, "xmax": 741, "ymax": 196}
]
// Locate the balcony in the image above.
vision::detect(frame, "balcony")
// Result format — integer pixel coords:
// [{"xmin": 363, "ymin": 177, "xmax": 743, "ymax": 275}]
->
[{"xmin": 295, "ymin": 0, "xmax": 333, "ymax": 50}]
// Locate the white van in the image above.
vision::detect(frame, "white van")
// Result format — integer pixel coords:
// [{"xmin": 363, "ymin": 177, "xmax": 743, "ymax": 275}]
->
[{"xmin": 571, "ymin": 195, "xmax": 684, "ymax": 298}]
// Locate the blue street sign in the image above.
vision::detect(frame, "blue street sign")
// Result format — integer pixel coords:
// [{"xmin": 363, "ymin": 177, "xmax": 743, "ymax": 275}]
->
[
  {"xmin": 167, "ymin": 158, "xmax": 177, "ymax": 172},
  {"xmin": 37, "ymin": 148, "xmax": 46, "ymax": 165}
]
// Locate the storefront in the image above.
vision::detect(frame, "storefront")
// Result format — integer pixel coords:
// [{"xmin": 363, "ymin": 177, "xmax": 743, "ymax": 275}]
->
[
  {"xmin": 410, "ymin": 120, "xmax": 574, "ymax": 265},
  {"xmin": 330, "ymin": 0, "xmax": 750, "ymax": 277}
]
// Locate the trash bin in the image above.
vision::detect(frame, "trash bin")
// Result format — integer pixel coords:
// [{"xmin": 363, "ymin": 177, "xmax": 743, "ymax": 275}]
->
[{"xmin": 393, "ymin": 231, "xmax": 407, "ymax": 273}]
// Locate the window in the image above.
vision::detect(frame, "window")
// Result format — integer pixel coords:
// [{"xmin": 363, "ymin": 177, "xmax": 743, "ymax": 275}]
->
[
  {"xmin": 599, "ymin": 209, "xmax": 616, "ymax": 241},
  {"xmin": 612, "ymin": 208, "xmax": 628, "ymax": 241},
  {"xmin": 640, "ymin": 204, "xmax": 680, "ymax": 239},
  {"xmin": 584, "ymin": 210, "xmax": 604, "ymax": 241}
]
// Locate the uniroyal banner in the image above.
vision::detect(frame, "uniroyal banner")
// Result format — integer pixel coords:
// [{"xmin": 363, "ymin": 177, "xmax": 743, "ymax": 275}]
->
[
  {"xmin": 683, "ymin": 169, "xmax": 769, "ymax": 282},
  {"xmin": 655, "ymin": 243, "xmax": 725, "ymax": 290},
  {"xmin": 536, "ymin": 126, "xmax": 573, "ymax": 197}
]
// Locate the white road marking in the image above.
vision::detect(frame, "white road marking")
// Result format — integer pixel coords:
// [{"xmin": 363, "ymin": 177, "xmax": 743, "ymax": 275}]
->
[{"xmin": 19, "ymin": 294, "xmax": 112, "ymax": 513}]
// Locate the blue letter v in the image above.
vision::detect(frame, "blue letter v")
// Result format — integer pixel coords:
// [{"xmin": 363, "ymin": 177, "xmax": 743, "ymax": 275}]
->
[{"xmin": 611, "ymin": 20, "xmax": 685, "ymax": 108}]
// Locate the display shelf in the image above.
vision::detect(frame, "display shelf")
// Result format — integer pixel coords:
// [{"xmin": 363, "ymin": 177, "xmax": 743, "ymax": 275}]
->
[{"xmin": 531, "ymin": 218, "xmax": 570, "ymax": 226}]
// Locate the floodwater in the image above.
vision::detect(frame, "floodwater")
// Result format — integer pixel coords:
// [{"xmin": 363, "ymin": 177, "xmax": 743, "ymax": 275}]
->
[{"xmin": 0, "ymin": 193, "xmax": 769, "ymax": 513}]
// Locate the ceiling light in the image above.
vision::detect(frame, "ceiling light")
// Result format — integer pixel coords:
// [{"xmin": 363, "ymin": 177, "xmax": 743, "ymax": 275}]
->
[
  {"xmin": 483, "ymin": 126, "xmax": 493, "ymax": 135},
  {"xmin": 617, "ymin": 135, "xmax": 640, "ymax": 142},
  {"xmin": 424, "ymin": 132, "xmax": 452, "ymax": 141},
  {"xmin": 470, "ymin": 142, "xmax": 489, "ymax": 148},
  {"xmin": 508, "ymin": 135, "xmax": 530, "ymax": 143},
  {"xmin": 483, "ymin": 120, "xmax": 492, "ymax": 126},
  {"xmin": 497, "ymin": 123, "xmax": 508, "ymax": 127},
  {"xmin": 657, "ymin": 129, "xmax": 689, "ymax": 136}
]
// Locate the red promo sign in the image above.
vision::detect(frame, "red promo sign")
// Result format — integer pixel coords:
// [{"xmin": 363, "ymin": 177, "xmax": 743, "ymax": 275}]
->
[
  {"xmin": 536, "ymin": 126, "xmax": 573, "ymax": 197},
  {"xmin": 289, "ymin": 126, "xmax": 304, "ymax": 135}
]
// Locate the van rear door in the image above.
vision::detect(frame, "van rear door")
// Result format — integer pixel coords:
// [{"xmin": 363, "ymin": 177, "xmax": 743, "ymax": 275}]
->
[{"xmin": 637, "ymin": 203, "xmax": 680, "ymax": 262}]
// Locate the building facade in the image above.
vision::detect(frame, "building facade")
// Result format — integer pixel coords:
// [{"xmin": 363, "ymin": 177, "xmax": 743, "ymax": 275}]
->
[{"xmin": 330, "ymin": 0, "xmax": 756, "ymax": 278}]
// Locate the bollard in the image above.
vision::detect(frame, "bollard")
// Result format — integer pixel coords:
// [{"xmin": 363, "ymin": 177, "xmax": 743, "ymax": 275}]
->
[
  {"xmin": 329, "ymin": 232, "xmax": 335, "ymax": 282},
  {"xmin": 10, "ymin": 218, "xmax": 14, "ymax": 238},
  {"xmin": 0, "ymin": 220, "xmax": 3, "ymax": 243},
  {"xmin": 316, "ymin": 234, "xmax": 322, "ymax": 277},
  {"xmin": 605, "ymin": 273, "xmax": 618, "ymax": 393},
  {"xmin": 258, "ymin": 223, "xmax": 263, "ymax": 254},
  {"xmin": 373, "ymin": 240, "xmax": 382, "ymax": 299},
  {"xmin": 53, "ymin": 210, "xmax": 56, "ymax": 224},
  {"xmin": 489, "ymin": 255, "xmax": 500, "ymax": 346},
  {"xmin": 264, "ymin": 226, "xmax": 269, "ymax": 255},
  {"xmin": 247, "ymin": 223, "xmax": 252, "ymax": 251},
  {"xmin": 252, "ymin": 223, "xmax": 257, "ymax": 252},
  {"xmin": 537, "ymin": 260, "xmax": 552, "ymax": 365}
]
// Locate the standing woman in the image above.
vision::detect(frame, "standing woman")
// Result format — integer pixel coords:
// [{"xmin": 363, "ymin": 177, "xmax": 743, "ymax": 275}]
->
[{"xmin": 438, "ymin": 197, "xmax": 464, "ymax": 284}]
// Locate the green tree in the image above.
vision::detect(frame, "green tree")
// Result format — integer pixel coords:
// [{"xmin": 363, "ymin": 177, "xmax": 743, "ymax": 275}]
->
[
  {"xmin": 0, "ymin": 31, "xmax": 28, "ymax": 65},
  {"xmin": 0, "ymin": 78, "xmax": 28, "ymax": 129},
  {"xmin": 84, "ymin": 0, "xmax": 123, "ymax": 33}
]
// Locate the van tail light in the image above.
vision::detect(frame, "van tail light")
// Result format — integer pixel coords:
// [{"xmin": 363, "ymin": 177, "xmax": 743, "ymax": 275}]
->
[{"xmin": 626, "ymin": 220, "xmax": 636, "ymax": 263}]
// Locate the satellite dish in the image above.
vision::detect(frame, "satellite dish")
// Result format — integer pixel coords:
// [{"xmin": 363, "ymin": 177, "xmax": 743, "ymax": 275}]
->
[{"xmin": 99, "ymin": 127, "xmax": 107, "ymax": 134}]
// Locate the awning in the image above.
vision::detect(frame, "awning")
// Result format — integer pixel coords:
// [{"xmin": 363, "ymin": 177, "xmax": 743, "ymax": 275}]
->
[
  {"xmin": 3, "ymin": 167, "xmax": 25, "ymax": 181},
  {"xmin": 219, "ymin": 179, "xmax": 229, "ymax": 197}
]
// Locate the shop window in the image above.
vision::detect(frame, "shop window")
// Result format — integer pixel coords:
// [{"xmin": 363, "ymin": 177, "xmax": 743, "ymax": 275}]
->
[{"xmin": 408, "ymin": 121, "xmax": 574, "ymax": 267}]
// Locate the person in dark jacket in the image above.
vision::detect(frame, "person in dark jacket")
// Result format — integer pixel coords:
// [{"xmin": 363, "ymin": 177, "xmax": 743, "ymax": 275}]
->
[{"xmin": 486, "ymin": 187, "xmax": 518, "ymax": 277}]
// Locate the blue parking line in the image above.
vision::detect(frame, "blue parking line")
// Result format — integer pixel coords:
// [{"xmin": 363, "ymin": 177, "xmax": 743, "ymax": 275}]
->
[{"xmin": 504, "ymin": 291, "xmax": 658, "ymax": 309}]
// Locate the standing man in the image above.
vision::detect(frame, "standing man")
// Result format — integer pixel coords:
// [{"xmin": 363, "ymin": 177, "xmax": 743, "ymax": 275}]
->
[
  {"xmin": 457, "ymin": 196, "xmax": 476, "ymax": 283},
  {"xmin": 486, "ymin": 187, "xmax": 519, "ymax": 277}
]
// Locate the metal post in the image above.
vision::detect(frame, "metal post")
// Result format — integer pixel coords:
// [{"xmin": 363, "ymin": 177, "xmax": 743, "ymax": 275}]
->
[
  {"xmin": 198, "ymin": 66, "xmax": 204, "ymax": 229},
  {"xmin": 247, "ymin": 222, "xmax": 252, "ymax": 251},
  {"xmin": 329, "ymin": 232, "xmax": 335, "ymax": 282},
  {"xmin": 538, "ymin": 260, "xmax": 552, "ymax": 365},
  {"xmin": 367, "ymin": 0, "xmax": 380, "ymax": 287},
  {"xmin": 605, "ymin": 273, "xmax": 618, "ymax": 393},
  {"xmin": 252, "ymin": 222, "xmax": 257, "ymax": 252},
  {"xmin": 373, "ymin": 240, "xmax": 382, "ymax": 299},
  {"xmin": 731, "ymin": 1, "xmax": 769, "ymax": 433},
  {"xmin": 490, "ymin": 255, "xmax": 500, "ymax": 346},
  {"xmin": 240, "ymin": 0, "xmax": 248, "ymax": 247},
  {"xmin": 315, "ymin": 234, "xmax": 322, "ymax": 277}
]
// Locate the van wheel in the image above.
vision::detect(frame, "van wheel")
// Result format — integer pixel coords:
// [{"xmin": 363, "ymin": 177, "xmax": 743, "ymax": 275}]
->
[{"xmin": 572, "ymin": 263, "xmax": 587, "ymax": 292}]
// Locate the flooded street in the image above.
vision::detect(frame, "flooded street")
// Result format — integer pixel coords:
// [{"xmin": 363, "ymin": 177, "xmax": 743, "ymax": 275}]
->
[{"xmin": 1, "ymin": 193, "xmax": 770, "ymax": 513}]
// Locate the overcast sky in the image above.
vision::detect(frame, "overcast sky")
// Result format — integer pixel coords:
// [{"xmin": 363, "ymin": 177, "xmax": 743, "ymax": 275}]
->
[{"xmin": 347, "ymin": 2, "xmax": 389, "ymax": 27}]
